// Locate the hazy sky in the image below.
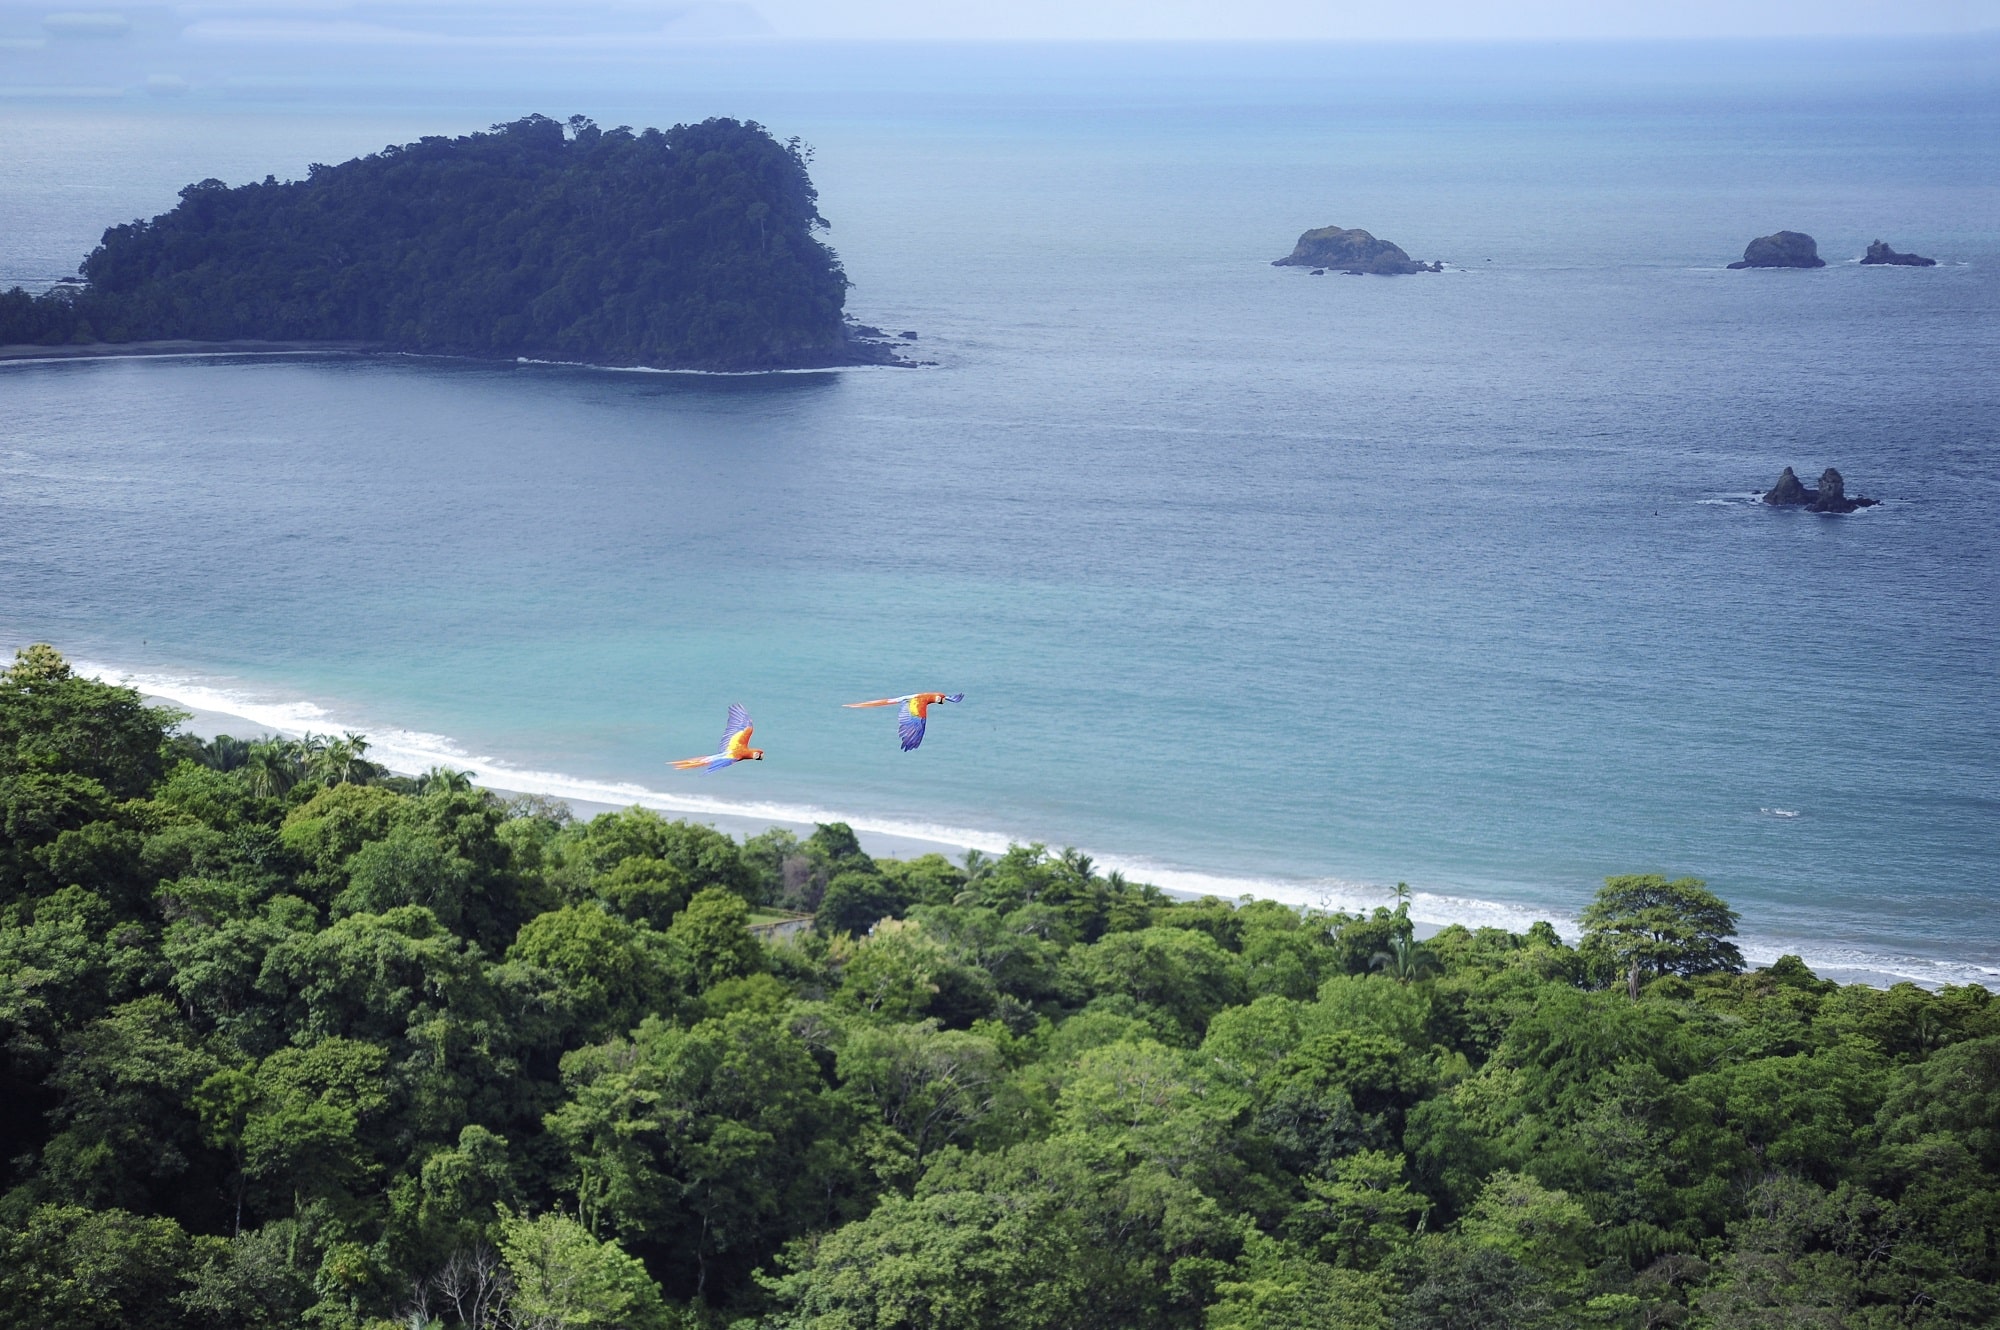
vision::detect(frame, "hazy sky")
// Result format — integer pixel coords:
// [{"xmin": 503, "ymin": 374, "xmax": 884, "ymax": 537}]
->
[
  {"xmin": 749, "ymin": 0, "xmax": 1997, "ymax": 41},
  {"xmin": 3, "ymin": 0, "xmax": 1996, "ymax": 46}
]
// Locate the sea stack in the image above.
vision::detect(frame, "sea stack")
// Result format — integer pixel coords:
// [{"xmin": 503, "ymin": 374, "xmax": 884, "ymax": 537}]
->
[
  {"xmin": 1763, "ymin": 467, "xmax": 1812, "ymax": 505},
  {"xmin": 1762, "ymin": 466, "xmax": 1879, "ymax": 513},
  {"xmin": 1274, "ymin": 226, "xmax": 1438, "ymax": 275},
  {"xmin": 1861, "ymin": 240, "xmax": 1936, "ymax": 267},
  {"xmin": 1729, "ymin": 231, "xmax": 1826, "ymax": 269}
]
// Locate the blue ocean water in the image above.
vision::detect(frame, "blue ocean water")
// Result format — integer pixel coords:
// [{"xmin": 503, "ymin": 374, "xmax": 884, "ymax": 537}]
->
[{"xmin": 2, "ymin": 41, "xmax": 1996, "ymax": 984}]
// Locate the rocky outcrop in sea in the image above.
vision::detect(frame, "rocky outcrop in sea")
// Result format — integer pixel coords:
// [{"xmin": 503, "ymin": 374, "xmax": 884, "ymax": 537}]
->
[
  {"xmin": 1762, "ymin": 466, "xmax": 1879, "ymax": 514},
  {"xmin": 1861, "ymin": 240, "xmax": 1936, "ymax": 267},
  {"xmin": 1274, "ymin": 226, "xmax": 1440, "ymax": 275},
  {"xmin": 1729, "ymin": 231, "xmax": 1825, "ymax": 269}
]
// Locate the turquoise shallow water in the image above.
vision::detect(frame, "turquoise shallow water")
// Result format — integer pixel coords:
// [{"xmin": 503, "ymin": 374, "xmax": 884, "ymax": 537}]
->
[{"xmin": 2, "ymin": 41, "xmax": 1996, "ymax": 984}]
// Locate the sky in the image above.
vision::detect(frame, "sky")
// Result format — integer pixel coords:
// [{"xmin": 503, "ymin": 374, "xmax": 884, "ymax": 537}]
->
[
  {"xmin": 1, "ymin": 0, "xmax": 1993, "ymax": 104},
  {"xmin": 0, "ymin": 0, "xmax": 1994, "ymax": 47}
]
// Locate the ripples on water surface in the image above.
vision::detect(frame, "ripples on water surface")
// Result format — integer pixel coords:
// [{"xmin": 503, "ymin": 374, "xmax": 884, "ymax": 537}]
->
[{"xmin": 2, "ymin": 41, "xmax": 1995, "ymax": 985}]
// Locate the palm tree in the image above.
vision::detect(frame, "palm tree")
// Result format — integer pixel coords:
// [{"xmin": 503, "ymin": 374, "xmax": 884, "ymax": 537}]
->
[
  {"xmin": 309, "ymin": 731, "xmax": 384, "ymax": 786},
  {"xmin": 1371, "ymin": 934, "xmax": 1440, "ymax": 985},
  {"xmin": 199, "ymin": 734, "xmax": 252, "ymax": 772},
  {"xmin": 1390, "ymin": 881, "xmax": 1413, "ymax": 911},
  {"xmin": 241, "ymin": 739, "xmax": 301, "ymax": 798},
  {"xmin": 1057, "ymin": 846, "xmax": 1096, "ymax": 882},
  {"xmin": 420, "ymin": 766, "xmax": 475, "ymax": 795}
]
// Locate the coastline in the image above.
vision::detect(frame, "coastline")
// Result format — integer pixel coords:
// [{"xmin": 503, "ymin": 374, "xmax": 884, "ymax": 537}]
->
[
  {"xmin": 132, "ymin": 678, "xmax": 1991, "ymax": 993},
  {"xmin": 0, "ymin": 330, "xmax": 924, "ymax": 372},
  {"xmin": 0, "ymin": 338, "xmax": 382, "ymax": 363}
]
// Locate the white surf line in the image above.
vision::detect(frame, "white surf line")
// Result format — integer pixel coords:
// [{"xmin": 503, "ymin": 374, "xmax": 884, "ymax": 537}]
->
[
  {"xmin": 78, "ymin": 657, "xmax": 1992, "ymax": 989},
  {"xmin": 510, "ymin": 356, "xmax": 924, "ymax": 377},
  {"xmin": 81, "ymin": 660, "xmax": 1019, "ymax": 855}
]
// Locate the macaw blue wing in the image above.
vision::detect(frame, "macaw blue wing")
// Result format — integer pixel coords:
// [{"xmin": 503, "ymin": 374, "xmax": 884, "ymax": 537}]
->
[
  {"xmin": 721, "ymin": 703, "xmax": 752, "ymax": 750},
  {"xmin": 704, "ymin": 755, "xmax": 739, "ymax": 773},
  {"xmin": 897, "ymin": 704, "xmax": 927, "ymax": 752},
  {"xmin": 943, "ymin": 693, "xmax": 965, "ymax": 704}
]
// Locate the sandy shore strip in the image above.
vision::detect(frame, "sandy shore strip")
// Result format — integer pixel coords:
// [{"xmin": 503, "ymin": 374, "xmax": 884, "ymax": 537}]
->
[
  {"xmin": 158, "ymin": 696, "xmax": 990, "ymax": 866},
  {"xmin": 149, "ymin": 695, "xmax": 1972, "ymax": 987},
  {"xmin": 0, "ymin": 339, "xmax": 381, "ymax": 363}
]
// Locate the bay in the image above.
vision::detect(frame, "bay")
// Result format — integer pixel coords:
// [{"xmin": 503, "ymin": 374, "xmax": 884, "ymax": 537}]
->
[{"xmin": 2, "ymin": 39, "xmax": 1995, "ymax": 985}]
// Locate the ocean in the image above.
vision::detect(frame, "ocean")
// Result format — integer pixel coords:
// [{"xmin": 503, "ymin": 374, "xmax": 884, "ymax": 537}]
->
[{"xmin": 2, "ymin": 39, "xmax": 1995, "ymax": 986}]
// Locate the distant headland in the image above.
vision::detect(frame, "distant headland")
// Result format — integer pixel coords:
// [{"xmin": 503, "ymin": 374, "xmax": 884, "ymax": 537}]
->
[
  {"xmin": 0, "ymin": 114, "xmax": 915, "ymax": 372},
  {"xmin": 1274, "ymin": 225, "xmax": 1440, "ymax": 275}
]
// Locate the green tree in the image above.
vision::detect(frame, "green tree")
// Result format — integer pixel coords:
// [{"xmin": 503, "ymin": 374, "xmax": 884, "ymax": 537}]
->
[
  {"xmin": 304, "ymin": 731, "xmax": 386, "ymax": 786},
  {"xmin": 666, "ymin": 886, "xmax": 764, "ymax": 988},
  {"xmin": 596, "ymin": 855, "xmax": 692, "ymax": 930},
  {"xmin": 175, "ymin": 1214, "xmax": 322, "ymax": 1328},
  {"xmin": 494, "ymin": 1208, "xmax": 672, "ymax": 1330},
  {"xmin": 0, "ymin": 643, "xmax": 178, "ymax": 803},
  {"xmin": 836, "ymin": 918, "xmax": 950, "ymax": 1021},
  {"xmin": 1284, "ymin": 1150, "xmax": 1429, "ymax": 1268},
  {"xmin": 240, "ymin": 739, "xmax": 303, "ymax": 800},
  {"xmin": 836, "ymin": 1021, "xmax": 1005, "ymax": 1172},
  {"xmin": 1207, "ymin": 1232, "xmax": 1398, "ymax": 1330},
  {"xmin": 817, "ymin": 869, "xmax": 901, "ymax": 937},
  {"xmin": 1370, "ymin": 935, "xmax": 1441, "ymax": 985},
  {"xmin": 1457, "ymin": 1170, "xmax": 1595, "ymax": 1288},
  {"xmin": 1580, "ymin": 875, "xmax": 1743, "ymax": 997},
  {"xmin": 561, "ymin": 809, "xmax": 757, "ymax": 904},
  {"xmin": 761, "ymin": 1184, "xmax": 1088, "ymax": 1330},
  {"xmin": 0, "ymin": 1204, "xmax": 200, "ymax": 1330},
  {"xmin": 1392, "ymin": 1235, "xmax": 1557, "ymax": 1330},
  {"xmin": 198, "ymin": 1036, "xmax": 391, "ymax": 1219},
  {"xmin": 1065, "ymin": 925, "xmax": 1248, "ymax": 1040},
  {"xmin": 504, "ymin": 904, "xmax": 685, "ymax": 1044},
  {"xmin": 546, "ymin": 1008, "xmax": 843, "ymax": 1298},
  {"xmin": 34, "ymin": 996, "xmax": 221, "ymax": 1213}
]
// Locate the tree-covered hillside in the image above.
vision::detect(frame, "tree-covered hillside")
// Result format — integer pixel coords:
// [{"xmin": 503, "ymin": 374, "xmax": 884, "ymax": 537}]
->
[
  {"xmin": 1, "ymin": 643, "xmax": 1995, "ymax": 1329},
  {"xmin": 0, "ymin": 115, "xmax": 860, "ymax": 369}
]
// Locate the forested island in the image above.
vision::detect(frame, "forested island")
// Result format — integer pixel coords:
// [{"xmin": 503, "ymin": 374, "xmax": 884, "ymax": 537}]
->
[
  {"xmin": 0, "ymin": 115, "xmax": 900, "ymax": 371},
  {"xmin": 1, "ymin": 643, "xmax": 1995, "ymax": 1329}
]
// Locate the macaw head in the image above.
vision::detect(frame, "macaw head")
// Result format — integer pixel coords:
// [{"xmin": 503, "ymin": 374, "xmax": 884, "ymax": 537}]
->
[{"xmin": 748, "ymin": 749, "xmax": 765, "ymax": 760}]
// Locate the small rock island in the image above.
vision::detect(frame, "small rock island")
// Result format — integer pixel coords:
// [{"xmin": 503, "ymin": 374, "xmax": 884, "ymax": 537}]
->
[
  {"xmin": 1274, "ymin": 226, "xmax": 1440, "ymax": 275},
  {"xmin": 1861, "ymin": 240, "xmax": 1936, "ymax": 267},
  {"xmin": 1729, "ymin": 231, "xmax": 1825, "ymax": 269},
  {"xmin": 1763, "ymin": 466, "xmax": 1879, "ymax": 514}
]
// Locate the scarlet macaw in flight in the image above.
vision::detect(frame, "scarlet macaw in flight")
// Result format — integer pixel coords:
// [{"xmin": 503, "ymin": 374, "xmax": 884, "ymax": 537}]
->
[
  {"xmin": 843, "ymin": 692, "xmax": 965, "ymax": 751},
  {"xmin": 671, "ymin": 703, "xmax": 764, "ymax": 772}
]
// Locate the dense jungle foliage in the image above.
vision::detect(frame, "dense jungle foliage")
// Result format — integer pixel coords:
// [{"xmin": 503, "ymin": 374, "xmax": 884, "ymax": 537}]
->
[
  {"xmin": 2, "ymin": 642, "xmax": 1996, "ymax": 1330},
  {"xmin": 0, "ymin": 115, "xmax": 854, "ymax": 369}
]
